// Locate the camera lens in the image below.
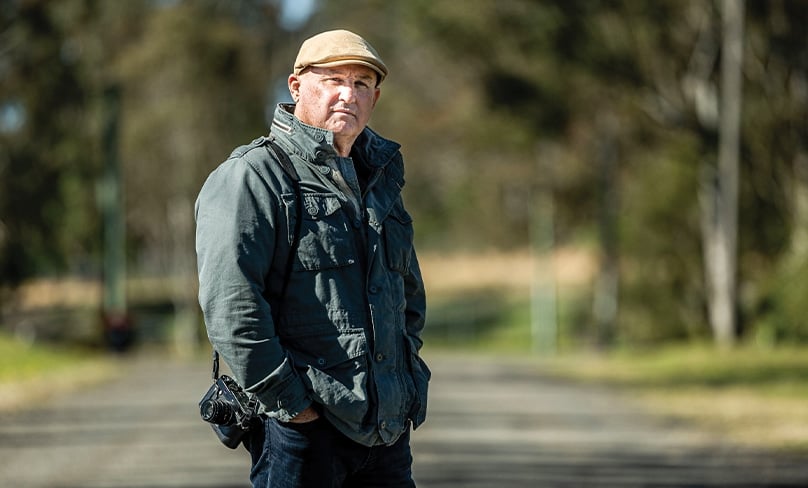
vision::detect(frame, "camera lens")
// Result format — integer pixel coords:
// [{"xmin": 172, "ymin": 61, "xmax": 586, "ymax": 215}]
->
[{"xmin": 200, "ymin": 399, "xmax": 236, "ymax": 425}]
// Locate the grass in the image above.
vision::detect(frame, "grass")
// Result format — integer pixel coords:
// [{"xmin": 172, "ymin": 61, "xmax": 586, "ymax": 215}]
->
[
  {"xmin": 0, "ymin": 333, "xmax": 120, "ymax": 411},
  {"xmin": 538, "ymin": 345, "xmax": 808, "ymax": 452}
]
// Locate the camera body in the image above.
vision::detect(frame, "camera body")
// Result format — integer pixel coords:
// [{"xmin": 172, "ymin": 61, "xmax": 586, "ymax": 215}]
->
[{"xmin": 199, "ymin": 374, "xmax": 258, "ymax": 449}]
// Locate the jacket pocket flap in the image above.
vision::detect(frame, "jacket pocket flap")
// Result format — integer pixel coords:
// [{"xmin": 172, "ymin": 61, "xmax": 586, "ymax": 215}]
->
[
  {"xmin": 288, "ymin": 328, "xmax": 367, "ymax": 369},
  {"xmin": 302, "ymin": 194, "xmax": 341, "ymax": 219}
]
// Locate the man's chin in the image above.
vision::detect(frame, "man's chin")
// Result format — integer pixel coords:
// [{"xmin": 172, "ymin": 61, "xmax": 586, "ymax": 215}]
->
[{"xmin": 328, "ymin": 120, "xmax": 360, "ymax": 138}]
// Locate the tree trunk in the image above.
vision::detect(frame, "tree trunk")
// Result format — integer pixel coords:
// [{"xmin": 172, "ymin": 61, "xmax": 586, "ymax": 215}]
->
[
  {"xmin": 592, "ymin": 112, "xmax": 620, "ymax": 347},
  {"xmin": 789, "ymin": 153, "xmax": 808, "ymax": 258},
  {"xmin": 704, "ymin": 0, "xmax": 744, "ymax": 348}
]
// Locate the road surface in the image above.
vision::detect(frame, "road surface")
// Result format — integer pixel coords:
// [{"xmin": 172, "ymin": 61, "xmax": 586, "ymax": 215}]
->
[{"xmin": 0, "ymin": 351, "xmax": 806, "ymax": 487}]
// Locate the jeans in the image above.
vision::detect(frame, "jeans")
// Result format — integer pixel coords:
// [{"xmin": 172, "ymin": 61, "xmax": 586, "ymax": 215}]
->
[{"xmin": 245, "ymin": 416, "xmax": 416, "ymax": 488}]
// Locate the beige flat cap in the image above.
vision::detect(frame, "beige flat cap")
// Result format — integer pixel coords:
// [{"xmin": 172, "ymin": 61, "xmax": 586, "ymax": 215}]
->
[{"xmin": 294, "ymin": 29, "xmax": 388, "ymax": 83}]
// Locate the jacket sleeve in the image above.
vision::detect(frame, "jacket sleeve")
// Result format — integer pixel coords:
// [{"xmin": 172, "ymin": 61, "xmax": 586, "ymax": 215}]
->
[
  {"xmin": 195, "ymin": 156, "xmax": 311, "ymax": 421},
  {"xmin": 403, "ymin": 247, "xmax": 427, "ymax": 351}
]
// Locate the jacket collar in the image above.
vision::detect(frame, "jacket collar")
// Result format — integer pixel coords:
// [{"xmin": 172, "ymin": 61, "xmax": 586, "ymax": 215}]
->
[{"xmin": 270, "ymin": 103, "xmax": 400, "ymax": 169}]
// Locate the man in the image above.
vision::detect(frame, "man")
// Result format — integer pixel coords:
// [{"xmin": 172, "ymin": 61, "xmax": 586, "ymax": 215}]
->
[{"xmin": 195, "ymin": 29, "xmax": 429, "ymax": 487}]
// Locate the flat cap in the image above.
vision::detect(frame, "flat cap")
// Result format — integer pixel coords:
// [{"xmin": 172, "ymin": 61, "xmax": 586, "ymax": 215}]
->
[{"xmin": 294, "ymin": 29, "xmax": 388, "ymax": 83}]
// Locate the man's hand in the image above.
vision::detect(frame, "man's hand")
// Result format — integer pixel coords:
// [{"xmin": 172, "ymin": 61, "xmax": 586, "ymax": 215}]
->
[{"xmin": 289, "ymin": 406, "xmax": 320, "ymax": 423}]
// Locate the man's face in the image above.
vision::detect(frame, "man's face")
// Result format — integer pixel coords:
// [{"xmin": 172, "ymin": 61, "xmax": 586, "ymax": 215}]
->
[{"xmin": 289, "ymin": 65, "xmax": 381, "ymax": 144}]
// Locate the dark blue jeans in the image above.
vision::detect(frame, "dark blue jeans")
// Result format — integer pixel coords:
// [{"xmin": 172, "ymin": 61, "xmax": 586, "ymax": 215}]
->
[{"xmin": 245, "ymin": 416, "xmax": 416, "ymax": 488}]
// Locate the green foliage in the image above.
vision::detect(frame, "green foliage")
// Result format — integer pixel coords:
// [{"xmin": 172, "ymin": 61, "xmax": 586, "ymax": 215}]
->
[
  {"xmin": 756, "ymin": 257, "xmax": 808, "ymax": 343},
  {"xmin": 618, "ymin": 133, "xmax": 708, "ymax": 342}
]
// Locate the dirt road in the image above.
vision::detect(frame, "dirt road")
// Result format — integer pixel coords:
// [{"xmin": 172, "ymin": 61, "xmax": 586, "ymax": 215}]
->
[{"xmin": 0, "ymin": 352, "xmax": 805, "ymax": 487}]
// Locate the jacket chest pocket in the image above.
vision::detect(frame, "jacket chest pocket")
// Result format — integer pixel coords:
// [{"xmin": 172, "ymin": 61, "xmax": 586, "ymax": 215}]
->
[
  {"xmin": 296, "ymin": 193, "xmax": 357, "ymax": 271},
  {"xmin": 383, "ymin": 205, "xmax": 414, "ymax": 275}
]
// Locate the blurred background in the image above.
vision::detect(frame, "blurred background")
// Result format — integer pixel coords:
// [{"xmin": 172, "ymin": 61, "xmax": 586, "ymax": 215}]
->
[{"xmin": 1, "ymin": 0, "xmax": 807, "ymax": 445}]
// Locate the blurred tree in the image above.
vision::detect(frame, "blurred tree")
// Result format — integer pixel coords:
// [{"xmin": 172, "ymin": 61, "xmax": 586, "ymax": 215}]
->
[
  {"xmin": 1, "ymin": 0, "xmax": 805, "ymax": 350},
  {"xmin": 115, "ymin": 2, "xmax": 273, "ymax": 271},
  {"xmin": 311, "ymin": 0, "xmax": 808, "ymax": 347},
  {"xmin": 112, "ymin": 0, "xmax": 287, "ymax": 352},
  {"xmin": 0, "ymin": 0, "xmax": 293, "ymax": 350},
  {"xmin": 744, "ymin": 0, "xmax": 808, "ymax": 343},
  {"xmin": 0, "ymin": 0, "xmax": 99, "ymax": 285},
  {"xmin": 702, "ymin": 0, "xmax": 744, "ymax": 349}
]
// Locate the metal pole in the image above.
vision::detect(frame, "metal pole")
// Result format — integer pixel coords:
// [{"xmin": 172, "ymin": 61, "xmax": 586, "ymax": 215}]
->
[{"xmin": 99, "ymin": 85, "xmax": 132, "ymax": 351}]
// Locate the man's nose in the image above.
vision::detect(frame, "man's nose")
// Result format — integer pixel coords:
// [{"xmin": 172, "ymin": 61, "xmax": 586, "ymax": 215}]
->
[{"xmin": 338, "ymin": 85, "xmax": 357, "ymax": 103}]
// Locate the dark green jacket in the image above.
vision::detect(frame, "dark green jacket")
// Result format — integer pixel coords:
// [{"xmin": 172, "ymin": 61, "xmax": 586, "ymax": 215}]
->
[{"xmin": 195, "ymin": 104, "xmax": 429, "ymax": 447}]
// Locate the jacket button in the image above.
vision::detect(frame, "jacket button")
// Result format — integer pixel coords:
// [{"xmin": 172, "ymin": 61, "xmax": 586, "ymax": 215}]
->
[
  {"xmin": 380, "ymin": 421, "xmax": 387, "ymax": 429},
  {"xmin": 369, "ymin": 285, "xmax": 379, "ymax": 294},
  {"xmin": 318, "ymin": 165, "xmax": 331, "ymax": 175},
  {"xmin": 375, "ymin": 353, "xmax": 384, "ymax": 362},
  {"xmin": 317, "ymin": 358, "xmax": 326, "ymax": 366}
]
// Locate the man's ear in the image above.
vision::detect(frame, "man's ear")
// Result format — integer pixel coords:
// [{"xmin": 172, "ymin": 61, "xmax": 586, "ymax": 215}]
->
[
  {"xmin": 288, "ymin": 74, "xmax": 301, "ymax": 102},
  {"xmin": 372, "ymin": 87, "xmax": 381, "ymax": 108}
]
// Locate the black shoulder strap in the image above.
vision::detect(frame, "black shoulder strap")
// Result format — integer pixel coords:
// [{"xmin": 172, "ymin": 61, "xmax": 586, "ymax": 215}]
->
[
  {"xmin": 265, "ymin": 137, "xmax": 300, "ymax": 183},
  {"xmin": 212, "ymin": 136, "xmax": 303, "ymax": 380},
  {"xmin": 264, "ymin": 136, "xmax": 303, "ymax": 309}
]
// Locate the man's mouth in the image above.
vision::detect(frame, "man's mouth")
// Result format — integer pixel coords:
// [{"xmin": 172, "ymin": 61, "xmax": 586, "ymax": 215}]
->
[{"xmin": 332, "ymin": 106, "xmax": 355, "ymax": 116}]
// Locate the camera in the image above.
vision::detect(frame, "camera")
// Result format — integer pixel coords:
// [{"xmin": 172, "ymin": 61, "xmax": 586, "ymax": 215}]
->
[{"xmin": 199, "ymin": 375, "xmax": 258, "ymax": 449}]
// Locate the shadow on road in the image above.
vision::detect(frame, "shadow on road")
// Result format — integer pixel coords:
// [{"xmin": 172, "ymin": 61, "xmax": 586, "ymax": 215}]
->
[{"xmin": 0, "ymin": 352, "xmax": 806, "ymax": 487}]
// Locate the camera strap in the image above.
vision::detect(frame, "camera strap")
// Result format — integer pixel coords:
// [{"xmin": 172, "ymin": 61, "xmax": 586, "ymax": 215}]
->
[
  {"xmin": 265, "ymin": 134, "xmax": 303, "ymax": 312},
  {"xmin": 211, "ymin": 349, "xmax": 220, "ymax": 380},
  {"xmin": 211, "ymin": 135, "xmax": 302, "ymax": 381}
]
